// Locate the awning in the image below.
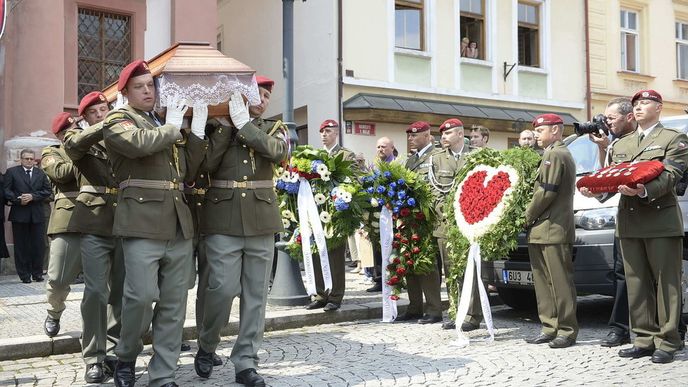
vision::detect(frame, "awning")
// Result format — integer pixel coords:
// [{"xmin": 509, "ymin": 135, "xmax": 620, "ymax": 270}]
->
[{"xmin": 343, "ymin": 93, "xmax": 579, "ymax": 126}]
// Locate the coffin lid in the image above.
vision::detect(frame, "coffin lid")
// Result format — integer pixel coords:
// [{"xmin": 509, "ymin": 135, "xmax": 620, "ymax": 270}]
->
[{"xmin": 102, "ymin": 41, "xmax": 255, "ymax": 102}]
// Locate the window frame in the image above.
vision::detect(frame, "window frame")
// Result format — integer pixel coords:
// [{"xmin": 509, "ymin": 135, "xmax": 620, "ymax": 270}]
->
[
  {"xmin": 676, "ymin": 21, "xmax": 688, "ymax": 79},
  {"xmin": 620, "ymin": 9, "xmax": 639, "ymax": 73},
  {"xmin": 77, "ymin": 7, "xmax": 132, "ymax": 100},
  {"xmin": 459, "ymin": 0, "xmax": 486, "ymax": 61},
  {"xmin": 395, "ymin": 0, "xmax": 425, "ymax": 51},
  {"xmin": 517, "ymin": 1, "xmax": 540, "ymax": 68}
]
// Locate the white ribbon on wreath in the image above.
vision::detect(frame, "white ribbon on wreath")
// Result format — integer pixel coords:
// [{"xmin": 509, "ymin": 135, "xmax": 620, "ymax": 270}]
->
[
  {"xmin": 297, "ymin": 178, "xmax": 332, "ymax": 296},
  {"xmin": 379, "ymin": 206, "xmax": 397, "ymax": 322}
]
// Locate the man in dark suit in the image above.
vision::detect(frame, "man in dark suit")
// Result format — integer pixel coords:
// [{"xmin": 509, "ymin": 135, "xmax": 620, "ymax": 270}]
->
[{"xmin": 3, "ymin": 149, "xmax": 52, "ymax": 283}]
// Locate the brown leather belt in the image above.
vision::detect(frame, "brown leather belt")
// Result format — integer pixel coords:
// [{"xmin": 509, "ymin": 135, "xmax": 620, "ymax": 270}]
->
[
  {"xmin": 80, "ymin": 185, "xmax": 118, "ymax": 195},
  {"xmin": 54, "ymin": 192, "xmax": 79, "ymax": 200},
  {"xmin": 210, "ymin": 179, "xmax": 273, "ymax": 189},
  {"xmin": 119, "ymin": 179, "xmax": 183, "ymax": 191}
]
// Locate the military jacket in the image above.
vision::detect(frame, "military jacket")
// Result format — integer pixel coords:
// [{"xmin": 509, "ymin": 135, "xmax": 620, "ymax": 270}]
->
[
  {"xmin": 63, "ymin": 122, "xmax": 118, "ymax": 237},
  {"xmin": 526, "ymin": 140, "xmax": 575, "ymax": 244},
  {"xmin": 200, "ymin": 117, "xmax": 288, "ymax": 237},
  {"xmin": 428, "ymin": 146, "xmax": 471, "ymax": 238},
  {"xmin": 41, "ymin": 145, "xmax": 79, "ymax": 235},
  {"xmin": 610, "ymin": 124, "xmax": 688, "ymax": 238},
  {"xmin": 405, "ymin": 146, "xmax": 440, "ymax": 181},
  {"xmin": 103, "ymin": 104, "xmax": 208, "ymax": 240}
]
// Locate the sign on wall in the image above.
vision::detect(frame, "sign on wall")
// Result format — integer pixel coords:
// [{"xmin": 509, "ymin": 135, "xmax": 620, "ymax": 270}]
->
[{"xmin": 354, "ymin": 122, "xmax": 376, "ymax": 136}]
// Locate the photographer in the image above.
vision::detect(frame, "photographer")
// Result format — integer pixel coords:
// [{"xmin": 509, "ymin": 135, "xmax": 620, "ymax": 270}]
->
[
  {"xmin": 581, "ymin": 90, "xmax": 688, "ymax": 363},
  {"xmin": 586, "ymin": 97, "xmax": 635, "ymax": 347}
]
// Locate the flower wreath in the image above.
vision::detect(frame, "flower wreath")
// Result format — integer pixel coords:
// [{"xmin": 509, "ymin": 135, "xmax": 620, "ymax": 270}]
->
[
  {"xmin": 359, "ymin": 161, "xmax": 436, "ymax": 298},
  {"xmin": 444, "ymin": 147, "xmax": 540, "ymax": 320},
  {"xmin": 276, "ymin": 145, "xmax": 367, "ymax": 259}
]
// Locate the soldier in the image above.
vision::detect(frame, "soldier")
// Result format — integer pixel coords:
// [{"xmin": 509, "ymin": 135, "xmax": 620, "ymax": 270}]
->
[
  {"xmin": 41, "ymin": 113, "xmax": 81, "ymax": 340},
  {"xmin": 397, "ymin": 121, "xmax": 443, "ymax": 324},
  {"xmin": 194, "ymin": 76, "xmax": 287, "ymax": 387},
  {"xmin": 426, "ymin": 118, "xmax": 474, "ymax": 330},
  {"xmin": 524, "ymin": 113, "xmax": 578, "ymax": 349},
  {"xmin": 63, "ymin": 91, "xmax": 124, "ymax": 383},
  {"xmin": 304, "ymin": 119, "xmax": 356, "ymax": 312},
  {"xmin": 611, "ymin": 90, "xmax": 688, "ymax": 363},
  {"xmin": 103, "ymin": 59, "xmax": 208, "ymax": 387}
]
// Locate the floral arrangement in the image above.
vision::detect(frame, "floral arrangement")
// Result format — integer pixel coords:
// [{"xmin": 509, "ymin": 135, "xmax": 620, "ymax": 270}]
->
[
  {"xmin": 276, "ymin": 145, "xmax": 367, "ymax": 259},
  {"xmin": 359, "ymin": 161, "xmax": 436, "ymax": 298},
  {"xmin": 444, "ymin": 147, "xmax": 540, "ymax": 319}
]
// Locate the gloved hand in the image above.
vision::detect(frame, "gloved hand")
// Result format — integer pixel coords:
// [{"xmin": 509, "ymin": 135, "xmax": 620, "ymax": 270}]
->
[
  {"xmin": 165, "ymin": 96, "xmax": 188, "ymax": 130},
  {"xmin": 228, "ymin": 91, "xmax": 250, "ymax": 130},
  {"xmin": 191, "ymin": 104, "xmax": 208, "ymax": 138}
]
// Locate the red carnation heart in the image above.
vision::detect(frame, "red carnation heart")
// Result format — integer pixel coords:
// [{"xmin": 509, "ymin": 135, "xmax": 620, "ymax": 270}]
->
[{"xmin": 458, "ymin": 170, "xmax": 512, "ymax": 225}]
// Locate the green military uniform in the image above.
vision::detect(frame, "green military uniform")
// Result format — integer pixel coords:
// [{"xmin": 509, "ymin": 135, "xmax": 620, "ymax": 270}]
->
[
  {"xmin": 525, "ymin": 140, "xmax": 578, "ymax": 340},
  {"xmin": 311, "ymin": 143, "xmax": 357, "ymax": 306},
  {"xmin": 610, "ymin": 124, "xmax": 688, "ymax": 353},
  {"xmin": 63, "ymin": 123, "xmax": 124, "ymax": 367},
  {"xmin": 185, "ymin": 171, "xmax": 209, "ymax": 332},
  {"xmin": 198, "ymin": 117, "xmax": 287, "ymax": 373},
  {"xmin": 427, "ymin": 145, "xmax": 478, "ymax": 324},
  {"xmin": 103, "ymin": 104, "xmax": 208, "ymax": 387},
  {"xmin": 41, "ymin": 145, "xmax": 82, "ymax": 322},
  {"xmin": 404, "ymin": 145, "xmax": 443, "ymax": 319}
]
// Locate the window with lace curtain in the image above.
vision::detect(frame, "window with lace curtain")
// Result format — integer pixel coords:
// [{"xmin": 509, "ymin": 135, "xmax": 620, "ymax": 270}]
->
[{"xmin": 77, "ymin": 8, "xmax": 131, "ymax": 100}]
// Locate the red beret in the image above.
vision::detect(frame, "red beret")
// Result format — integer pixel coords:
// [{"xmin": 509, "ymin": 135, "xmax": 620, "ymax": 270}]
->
[
  {"xmin": 406, "ymin": 121, "xmax": 430, "ymax": 134},
  {"xmin": 51, "ymin": 112, "xmax": 75, "ymax": 134},
  {"xmin": 439, "ymin": 118, "xmax": 464, "ymax": 133},
  {"xmin": 319, "ymin": 119, "xmax": 339, "ymax": 132},
  {"xmin": 117, "ymin": 60, "xmax": 151, "ymax": 91},
  {"xmin": 631, "ymin": 89, "xmax": 662, "ymax": 105},
  {"xmin": 532, "ymin": 113, "xmax": 563, "ymax": 128},
  {"xmin": 256, "ymin": 75, "xmax": 274, "ymax": 92},
  {"xmin": 78, "ymin": 91, "xmax": 108, "ymax": 116}
]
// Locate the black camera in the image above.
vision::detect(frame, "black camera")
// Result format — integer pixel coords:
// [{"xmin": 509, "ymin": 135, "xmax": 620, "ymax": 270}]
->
[{"xmin": 574, "ymin": 114, "xmax": 609, "ymax": 137}]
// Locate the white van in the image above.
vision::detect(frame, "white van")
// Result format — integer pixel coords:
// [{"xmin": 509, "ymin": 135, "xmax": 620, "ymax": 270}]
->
[{"xmin": 482, "ymin": 115, "xmax": 688, "ymax": 310}]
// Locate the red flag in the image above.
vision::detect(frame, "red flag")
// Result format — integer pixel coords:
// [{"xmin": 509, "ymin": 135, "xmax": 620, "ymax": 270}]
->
[{"xmin": 0, "ymin": 0, "xmax": 6, "ymax": 41}]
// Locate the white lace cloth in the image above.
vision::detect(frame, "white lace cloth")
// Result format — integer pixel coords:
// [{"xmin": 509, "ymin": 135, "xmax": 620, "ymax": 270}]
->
[{"xmin": 157, "ymin": 73, "xmax": 261, "ymax": 108}]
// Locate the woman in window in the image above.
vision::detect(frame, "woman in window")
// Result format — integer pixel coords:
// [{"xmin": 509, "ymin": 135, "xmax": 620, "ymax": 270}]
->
[
  {"xmin": 460, "ymin": 37, "xmax": 470, "ymax": 57},
  {"xmin": 466, "ymin": 41, "xmax": 479, "ymax": 59}
]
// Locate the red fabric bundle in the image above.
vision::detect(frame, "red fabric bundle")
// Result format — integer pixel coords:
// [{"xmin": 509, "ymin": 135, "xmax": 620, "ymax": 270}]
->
[{"xmin": 576, "ymin": 160, "xmax": 665, "ymax": 193}]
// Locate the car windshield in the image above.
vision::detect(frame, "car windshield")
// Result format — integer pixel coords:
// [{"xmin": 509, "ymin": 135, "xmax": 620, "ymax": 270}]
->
[{"xmin": 567, "ymin": 135, "xmax": 603, "ymax": 175}]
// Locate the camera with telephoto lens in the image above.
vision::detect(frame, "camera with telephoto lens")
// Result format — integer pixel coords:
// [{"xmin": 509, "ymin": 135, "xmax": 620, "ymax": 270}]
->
[{"xmin": 574, "ymin": 114, "xmax": 609, "ymax": 137}]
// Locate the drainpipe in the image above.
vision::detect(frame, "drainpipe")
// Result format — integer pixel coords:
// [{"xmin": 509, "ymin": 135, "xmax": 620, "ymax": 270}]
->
[
  {"xmin": 584, "ymin": 0, "xmax": 592, "ymax": 120},
  {"xmin": 337, "ymin": 0, "xmax": 344, "ymax": 145}
]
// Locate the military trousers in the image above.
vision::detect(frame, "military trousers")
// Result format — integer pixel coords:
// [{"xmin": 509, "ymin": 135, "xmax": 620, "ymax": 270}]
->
[
  {"xmin": 438, "ymin": 238, "xmax": 482, "ymax": 324},
  {"xmin": 46, "ymin": 233, "xmax": 82, "ymax": 320},
  {"xmin": 406, "ymin": 266, "xmax": 442, "ymax": 318},
  {"xmin": 199, "ymin": 234, "xmax": 273, "ymax": 373},
  {"xmin": 189, "ymin": 235, "xmax": 209, "ymax": 330},
  {"xmin": 609, "ymin": 238, "xmax": 629, "ymax": 335},
  {"xmin": 528, "ymin": 243, "xmax": 578, "ymax": 339},
  {"xmin": 312, "ymin": 244, "xmax": 346, "ymax": 304},
  {"xmin": 620, "ymin": 236, "xmax": 682, "ymax": 353},
  {"xmin": 80, "ymin": 234, "xmax": 124, "ymax": 364},
  {"xmin": 115, "ymin": 232, "xmax": 191, "ymax": 387}
]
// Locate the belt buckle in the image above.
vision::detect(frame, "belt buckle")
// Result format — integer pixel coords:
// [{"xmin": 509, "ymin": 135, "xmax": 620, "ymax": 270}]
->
[
  {"xmin": 234, "ymin": 181, "xmax": 248, "ymax": 189},
  {"xmin": 195, "ymin": 188, "xmax": 206, "ymax": 195},
  {"xmin": 169, "ymin": 182, "xmax": 179, "ymax": 190},
  {"xmin": 105, "ymin": 187, "xmax": 118, "ymax": 195}
]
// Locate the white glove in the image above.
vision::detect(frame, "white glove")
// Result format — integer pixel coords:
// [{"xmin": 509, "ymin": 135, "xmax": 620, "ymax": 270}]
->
[
  {"xmin": 228, "ymin": 91, "xmax": 250, "ymax": 129},
  {"xmin": 191, "ymin": 104, "xmax": 208, "ymax": 138},
  {"xmin": 165, "ymin": 97, "xmax": 188, "ymax": 130}
]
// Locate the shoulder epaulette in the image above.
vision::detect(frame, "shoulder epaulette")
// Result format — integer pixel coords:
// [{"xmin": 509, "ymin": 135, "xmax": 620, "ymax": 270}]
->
[{"xmin": 103, "ymin": 110, "xmax": 131, "ymax": 126}]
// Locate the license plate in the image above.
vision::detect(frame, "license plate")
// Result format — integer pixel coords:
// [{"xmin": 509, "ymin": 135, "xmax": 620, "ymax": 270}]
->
[{"xmin": 502, "ymin": 269, "xmax": 534, "ymax": 285}]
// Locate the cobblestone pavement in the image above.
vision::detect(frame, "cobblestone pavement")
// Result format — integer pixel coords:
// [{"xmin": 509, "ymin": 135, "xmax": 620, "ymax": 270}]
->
[{"xmin": 1, "ymin": 297, "xmax": 686, "ymax": 386}]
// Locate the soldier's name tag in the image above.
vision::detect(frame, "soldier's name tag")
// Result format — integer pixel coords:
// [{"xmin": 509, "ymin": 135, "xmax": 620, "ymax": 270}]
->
[
  {"xmin": 643, "ymin": 145, "xmax": 662, "ymax": 152},
  {"xmin": 614, "ymin": 154, "xmax": 627, "ymax": 159},
  {"xmin": 420, "ymin": 162, "xmax": 431, "ymax": 168},
  {"xmin": 543, "ymin": 160, "xmax": 551, "ymax": 166}
]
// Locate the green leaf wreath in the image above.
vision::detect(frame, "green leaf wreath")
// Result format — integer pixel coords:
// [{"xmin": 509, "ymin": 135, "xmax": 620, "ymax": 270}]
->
[
  {"xmin": 445, "ymin": 147, "xmax": 541, "ymax": 319},
  {"xmin": 359, "ymin": 161, "xmax": 436, "ymax": 298},
  {"xmin": 275, "ymin": 145, "xmax": 367, "ymax": 259}
]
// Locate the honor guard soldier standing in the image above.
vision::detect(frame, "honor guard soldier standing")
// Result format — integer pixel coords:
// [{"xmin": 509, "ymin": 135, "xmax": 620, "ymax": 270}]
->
[
  {"xmin": 41, "ymin": 113, "xmax": 82, "ymax": 339},
  {"xmin": 103, "ymin": 60, "xmax": 208, "ymax": 387},
  {"xmin": 194, "ymin": 77, "xmax": 287, "ymax": 387},
  {"xmin": 304, "ymin": 119, "xmax": 356, "ymax": 312},
  {"xmin": 399, "ymin": 121, "xmax": 443, "ymax": 324},
  {"xmin": 64, "ymin": 91, "xmax": 124, "ymax": 383},
  {"xmin": 426, "ymin": 118, "xmax": 474, "ymax": 330},
  {"xmin": 524, "ymin": 113, "xmax": 578, "ymax": 349},
  {"xmin": 612, "ymin": 90, "xmax": 688, "ymax": 363}
]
